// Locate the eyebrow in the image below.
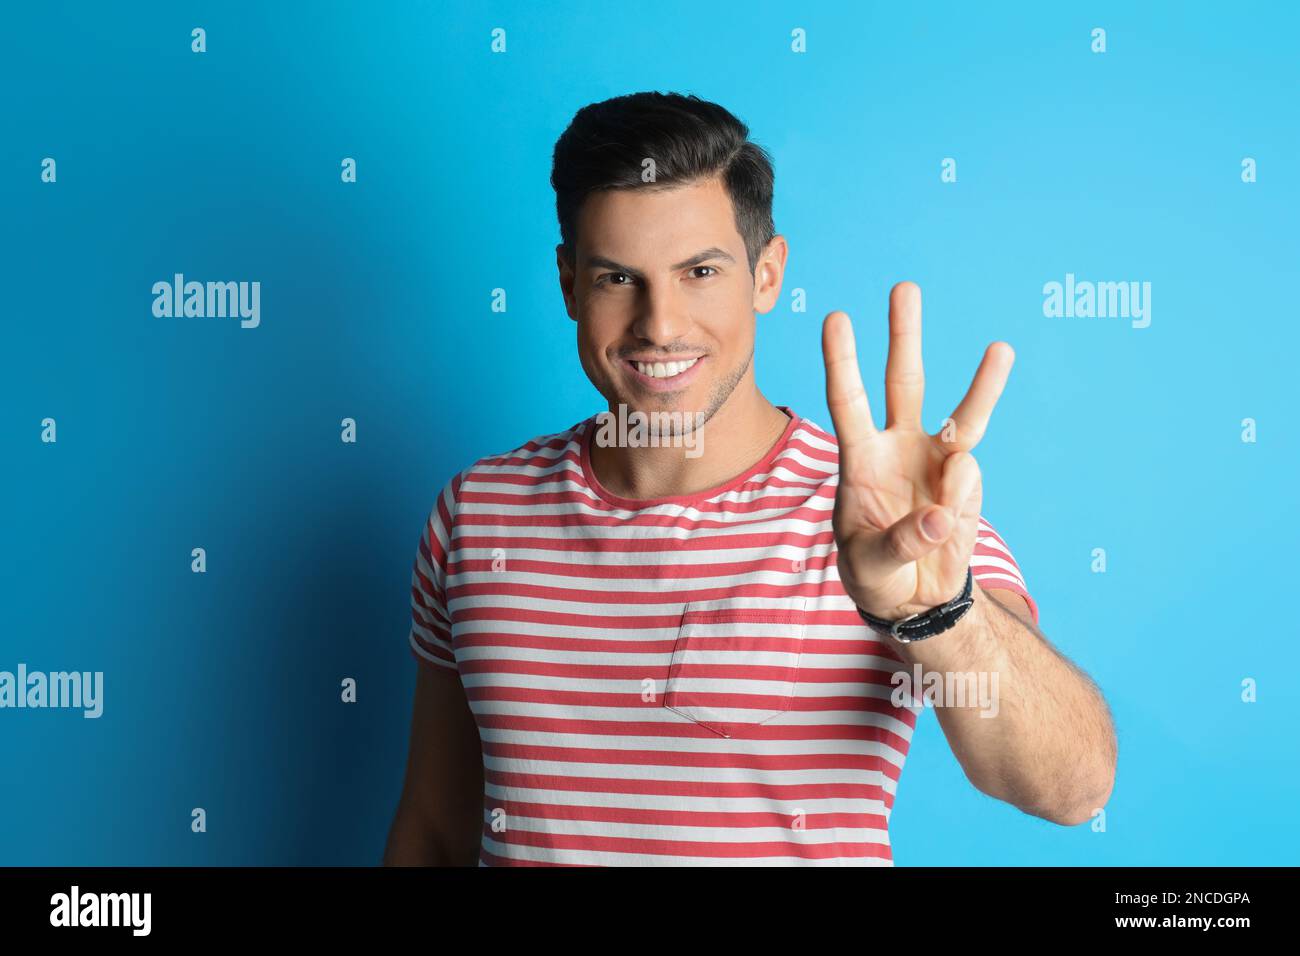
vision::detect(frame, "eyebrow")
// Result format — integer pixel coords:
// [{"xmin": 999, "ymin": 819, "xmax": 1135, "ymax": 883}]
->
[{"xmin": 585, "ymin": 246, "xmax": 736, "ymax": 279}]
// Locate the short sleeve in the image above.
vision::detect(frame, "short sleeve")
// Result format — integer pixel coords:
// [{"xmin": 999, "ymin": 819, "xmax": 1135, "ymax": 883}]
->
[
  {"xmin": 970, "ymin": 516, "xmax": 1039, "ymax": 625},
  {"xmin": 408, "ymin": 472, "xmax": 463, "ymax": 675}
]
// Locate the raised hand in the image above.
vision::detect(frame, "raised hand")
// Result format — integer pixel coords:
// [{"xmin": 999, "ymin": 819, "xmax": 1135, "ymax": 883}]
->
[{"xmin": 822, "ymin": 282, "xmax": 1015, "ymax": 622}]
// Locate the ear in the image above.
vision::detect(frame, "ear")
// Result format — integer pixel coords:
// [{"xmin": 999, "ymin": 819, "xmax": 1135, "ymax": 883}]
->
[
  {"xmin": 556, "ymin": 244, "xmax": 577, "ymax": 321},
  {"xmin": 752, "ymin": 235, "xmax": 788, "ymax": 315}
]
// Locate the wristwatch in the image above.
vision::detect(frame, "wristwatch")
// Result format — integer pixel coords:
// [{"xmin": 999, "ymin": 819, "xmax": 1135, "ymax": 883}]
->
[{"xmin": 855, "ymin": 568, "xmax": 974, "ymax": 643}]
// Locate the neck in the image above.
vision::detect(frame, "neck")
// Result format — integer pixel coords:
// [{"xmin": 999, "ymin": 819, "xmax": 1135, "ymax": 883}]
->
[{"xmin": 589, "ymin": 386, "xmax": 791, "ymax": 501}]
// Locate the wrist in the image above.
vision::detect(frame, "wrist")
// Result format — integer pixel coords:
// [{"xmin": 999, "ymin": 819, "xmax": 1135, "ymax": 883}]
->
[
  {"xmin": 854, "ymin": 568, "xmax": 975, "ymax": 645},
  {"xmin": 886, "ymin": 581, "xmax": 989, "ymax": 663}
]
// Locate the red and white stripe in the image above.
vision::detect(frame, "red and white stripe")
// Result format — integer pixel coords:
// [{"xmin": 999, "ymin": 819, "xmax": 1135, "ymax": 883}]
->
[{"xmin": 409, "ymin": 409, "xmax": 1035, "ymax": 866}]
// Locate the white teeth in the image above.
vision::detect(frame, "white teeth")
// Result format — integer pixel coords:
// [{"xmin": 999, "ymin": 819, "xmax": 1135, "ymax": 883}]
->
[{"xmin": 634, "ymin": 357, "xmax": 699, "ymax": 379}]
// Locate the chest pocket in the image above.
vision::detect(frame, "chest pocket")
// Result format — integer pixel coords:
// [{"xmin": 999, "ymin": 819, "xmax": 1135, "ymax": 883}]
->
[{"xmin": 663, "ymin": 597, "xmax": 806, "ymax": 738}]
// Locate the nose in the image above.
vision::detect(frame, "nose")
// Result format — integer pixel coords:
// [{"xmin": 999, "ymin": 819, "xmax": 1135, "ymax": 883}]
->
[{"xmin": 630, "ymin": 280, "xmax": 693, "ymax": 345}]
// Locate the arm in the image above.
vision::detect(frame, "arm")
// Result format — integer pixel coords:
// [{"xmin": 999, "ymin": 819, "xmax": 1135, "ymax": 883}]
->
[
  {"xmin": 899, "ymin": 584, "xmax": 1116, "ymax": 825},
  {"xmin": 821, "ymin": 281, "xmax": 1116, "ymax": 828},
  {"xmin": 382, "ymin": 662, "xmax": 484, "ymax": 865}
]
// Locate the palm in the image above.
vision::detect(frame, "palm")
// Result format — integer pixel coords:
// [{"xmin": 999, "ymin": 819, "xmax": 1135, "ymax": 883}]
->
[{"xmin": 822, "ymin": 283, "xmax": 1013, "ymax": 621}]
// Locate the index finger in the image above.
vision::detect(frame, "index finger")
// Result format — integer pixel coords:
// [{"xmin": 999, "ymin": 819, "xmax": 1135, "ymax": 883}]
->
[
  {"xmin": 940, "ymin": 341, "xmax": 1015, "ymax": 451},
  {"xmin": 822, "ymin": 311, "xmax": 878, "ymax": 460}
]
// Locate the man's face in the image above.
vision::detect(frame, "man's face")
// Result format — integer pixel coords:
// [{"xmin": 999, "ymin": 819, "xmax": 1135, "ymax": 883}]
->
[{"xmin": 558, "ymin": 176, "xmax": 782, "ymax": 431}]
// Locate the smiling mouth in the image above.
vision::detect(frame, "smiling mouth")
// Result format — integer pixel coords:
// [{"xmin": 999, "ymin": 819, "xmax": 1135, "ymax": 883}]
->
[{"xmin": 625, "ymin": 357, "xmax": 701, "ymax": 380}]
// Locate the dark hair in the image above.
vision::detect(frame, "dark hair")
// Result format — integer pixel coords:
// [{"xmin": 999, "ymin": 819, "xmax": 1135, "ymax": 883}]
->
[{"xmin": 550, "ymin": 91, "xmax": 775, "ymax": 274}]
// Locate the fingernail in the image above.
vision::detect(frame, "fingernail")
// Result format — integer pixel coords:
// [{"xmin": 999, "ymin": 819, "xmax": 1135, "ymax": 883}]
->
[{"xmin": 922, "ymin": 508, "xmax": 948, "ymax": 541}]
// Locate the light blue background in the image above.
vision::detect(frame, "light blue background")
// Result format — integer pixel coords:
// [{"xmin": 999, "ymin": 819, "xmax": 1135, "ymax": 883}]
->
[{"xmin": 3, "ymin": 0, "xmax": 1297, "ymax": 865}]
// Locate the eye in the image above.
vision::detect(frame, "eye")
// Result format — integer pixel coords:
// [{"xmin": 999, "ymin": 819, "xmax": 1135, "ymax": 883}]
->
[
  {"xmin": 690, "ymin": 265, "xmax": 718, "ymax": 279},
  {"xmin": 596, "ymin": 272, "xmax": 634, "ymax": 287}
]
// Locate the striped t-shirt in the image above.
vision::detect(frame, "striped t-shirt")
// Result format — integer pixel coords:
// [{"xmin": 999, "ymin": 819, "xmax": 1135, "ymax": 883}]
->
[{"xmin": 408, "ymin": 407, "xmax": 1037, "ymax": 866}]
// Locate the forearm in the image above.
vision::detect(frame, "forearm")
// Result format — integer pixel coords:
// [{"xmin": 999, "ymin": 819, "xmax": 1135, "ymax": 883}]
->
[
  {"xmin": 382, "ymin": 799, "xmax": 480, "ymax": 866},
  {"xmin": 890, "ymin": 581, "xmax": 1116, "ymax": 825}
]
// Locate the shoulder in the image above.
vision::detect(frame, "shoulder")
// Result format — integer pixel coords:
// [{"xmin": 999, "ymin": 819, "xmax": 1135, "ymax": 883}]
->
[
  {"xmin": 436, "ymin": 418, "xmax": 591, "ymax": 511},
  {"xmin": 465, "ymin": 418, "xmax": 588, "ymax": 480},
  {"xmin": 782, "ymin": 412, "xmax": 841, "ymax": 480}
]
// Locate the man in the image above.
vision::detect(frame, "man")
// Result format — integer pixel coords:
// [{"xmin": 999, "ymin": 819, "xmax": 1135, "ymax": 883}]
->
[{"xmin": 384, "ymin": 92, "xmax": 1116, "ymax": 866}]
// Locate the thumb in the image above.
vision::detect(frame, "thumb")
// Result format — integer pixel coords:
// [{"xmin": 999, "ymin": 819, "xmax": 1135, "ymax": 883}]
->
[{"xmin": 862, "ymin": 504, "xmax": 953, "ymax": 576}]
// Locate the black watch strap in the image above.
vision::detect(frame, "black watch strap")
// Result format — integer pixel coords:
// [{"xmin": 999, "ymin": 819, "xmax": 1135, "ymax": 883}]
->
[{"xmin": 855, "ymin": 568, "xmax": 974, "ymax": 643}]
